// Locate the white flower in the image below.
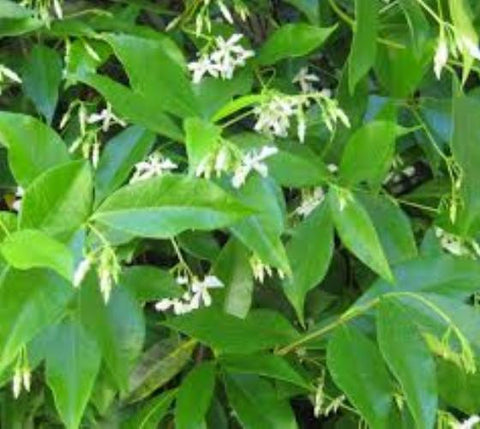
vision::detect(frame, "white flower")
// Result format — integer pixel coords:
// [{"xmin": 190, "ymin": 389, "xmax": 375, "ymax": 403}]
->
[
  {"xmin": 188, "ymin": 33, "xmax": 254, "ymax": 84},
  {"xmin": 297, "ymin": 113, "xmax": 307, "ymax": 143},
  {"xmin": 254, "ymin": 96, "xmax": 298, "ymax": 138},
  {"xmin": 231, "ymin": 145, "xmax": 278, "ymax": 188},
  {"xmin": 12, "ymin": 187, "xmax": 24, "ymax": 212},
  {"xmin": 435, "ymin": 227, "xmax": 471, "ymax": 257},
  {"xmin": 188, "ymin": 55, "xmax": 219, "ymax": 84},
  {"xmin": 456, "ymin": 415, "xmax": 480, "ymax": 429},
  {"xmin": 190, "ymin": 275, "xmax": 224, "ymax": 308},
  {"xmin": 12, "ymin": 367, "xmax": 22, "ymax": 399},
  {"xmin": 87, "ymin": 104, "xmax": 126, "ymax": 132},
  {"xmin": 22, "ymin": 368, "xmax": 31, "ymax": 392},
  {"xmin": 0, "ymin": 64, "xmax": 22, "ymax": 84},
  {"xmin": 249, "ymin": 254, "xmax": 273, "ymax": 283},
  {"xmin": 53, "ymin": 0, "xmax": 63, "ymax": 19},
  {"xmin": 459, "ymin": 36, "xmax": 480, "ymax": 61},
  {"xmin": 296, "ymin": 188, "xmax": 325, "ymax": 218},
  {"xmin": 434, "ymin": 37, "xmax": 449, "ymax": 80},
  {"xmin": 293, "ymin": 67, "xmax": 320, "ymax": 93},
  {"xmin": 73, "ymin": 257, "xmax": 92, "ymax": 287},
  {"xmin": 130, "ymin": 152, "xmax": 178, "ymax": 183}
]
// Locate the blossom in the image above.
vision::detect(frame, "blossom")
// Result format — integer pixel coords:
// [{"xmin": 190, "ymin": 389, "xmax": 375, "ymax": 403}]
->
[
  {"xmin": 188, "ymin": 33, "xmax": 254, "ymax": 84},
  {"xmin": 296, "ymin": 188, "xmax": 325, "ymax": 218},
  {"xmin": 435, "ymin": 227, "xmax": 472, "ymax": 257},
  {"xmin": 293, "ymin": 67, "xmax": 320, "ymax": 93},
  {"xmin": 456, "ymin": 415, "xmax": 480, "ymax": 429},
  {"xmin": 12, "ymin": 187, "xmax": 24, "ymax": 212},
  {"xmin": 73, "ymin": 257, "xmax": 92, "ymax": 287},
  {"xmin": 459, "ymin": 36, "xmax": 480, "ymax": 61},
  {"xmin": 130, "ymin": 152, "xmax": 178, "ymax": 183},
  {"xmin": 231, "ymin": 145, "xmax": 278, "ymax": 188},
  {"xmin": 254, "ymin": 96, "xmax": 298, "ymax": 138},
  {"xmin": 249, "ymin": 254, "xmax": 284, "ymax": 283},
  {"xmin": 12, "ymin": 366, "xmax": 30, "ymax": 399},
  {"xmin": 155, "ymin": 275, "xmax": 224, "ymax": 314},
  {"xmin": 87, "ymin": 104, "xmax": 126, "ymax": 132},
  {"xmin": 434, "ymin": 37, "xmax": 449, "ymax": 80},
  {"xmin": 190, "ymin": 275, "xmax": 224, "ymax": 308}
]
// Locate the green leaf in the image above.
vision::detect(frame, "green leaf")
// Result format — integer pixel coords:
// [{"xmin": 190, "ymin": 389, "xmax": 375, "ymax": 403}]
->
[
  {"xmin": 358, "ymin": 194, "xmax": 417, "ymax": 265},
  {"xmin": 0, "ymin": 0, "xmax": 32, "ymax": 18},
  {"xmin": 164, "ymin": 308, "xmax": 298, "ymax": 355},
  {"xmin": 283, "ymin": 204, "xmax": 333, "ymax": 323},
  {"xmin": 103, "ymin": 33, "xmax": 199, "ymax": 118},
  {"xmin": 175, "ymin": 362, "xmax": 216, "ymax": 429},
  {"xmin": 0, "ymin": 229, "xmax": 74, "ymax": 280},
  {"xmin": 437, "ymin": 361, "xmax": 480, "ymax": 415},
  {"xmin": 95, "ymin": 126, "xmax": 155, "ymax": 203},
  {"xmin": 327, "ymin": 325, "xmax": 394, "ymax": 429},
  {"xmin": 78, "ymin": 74, "xmax": 184, "ymax": 141},
  {"xmin": 267, "ymin": 142, "xmax": 330, "ymax": 188},
  {"xmin": 0, "ymin": 211, "xmax": 17, "ymax": 242},
  {"xmin": 349, "ymin": 0, "xmax": 379, "ymax": 93},
  {"xmin": 214, "ymin": 238, "xmax": 253, "ymax": 319},
  {"xmin": 355, "ymin": 255, "xmax": 480, "ymax": 306},
  {"xmin": 22, "ymin": 45, "xmax": 63, "ymax": 123},
  {"xmin": 219, "ymin": 353, "xmax": 310, "ymax": 390},
  {"xmin": 398, "ymin": 0, "xmax": 431, "ymax": 55},
  {"xmin": 340, "ymin": 121, "xmax": 397, "ymax": 187},
  {"xmin": 20, "ymin": 160, "xmax": 93, "ymax": 239},
  {"xmin": 449, "ymin": 0, "xmax": 479, "ymax": 83},
  {"xmin": 0, "ymin": 112, "xmax": 69, "ymax": 186},
  {"xmin": 225, "ymin": 374, "xmax": 297, "ymax": 429},
  {"xmin": 328, "ymin": 187, "xmax": 394, "ymax": 282},
  {"xmin": 451, "ymin": 93, "xmax": 480, "ymax": 235},
  {"xmin": 127, "ymin": 339, "xmax": 196, "ymax": 403},
  {"xmin": 92, "ymin": 174, "xmax": 253, "ymax": 239},
  {"xmin": 0, "ymin": 267, "xmax": 73, "ymax": 369},
  {"xmin": 79, "ymin": 278, "xmax": 145, "ymax": 392},
  {"xmin": 184, "ymin": 117, "xmax": 222, "ymax": 175},
  {"xmin": 45, "ymin": 320, "xmax": 101, "ymax": 429},
  {"xmin": 377, "ymin": 298, "xmax": 437, "ymax": 429},
  {"xmin": 122, "ymin": 390, "xmax": 176, "ymax": 429},
  {"xmin": 119, "ymin": 266, "xmax": 182, "ymax": 302},
  {"xmin": 258, "ymin": 23, "xmax": 336, "ymax": 65},
  {"xmin": 230, "ymin": 176, "xmax": 290, "ymax": 275}
]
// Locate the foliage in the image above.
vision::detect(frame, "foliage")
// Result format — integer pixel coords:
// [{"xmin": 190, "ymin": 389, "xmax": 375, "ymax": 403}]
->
[{"xmin": 0, "ymin": 0, "xmax": 480, "ymax": 428}]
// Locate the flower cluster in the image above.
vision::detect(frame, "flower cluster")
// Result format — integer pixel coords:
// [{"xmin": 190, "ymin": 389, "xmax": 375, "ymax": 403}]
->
[
  {"xmin": 231, "ymin": 145, "xmax": 278, "ymax": 188},
  {"xmin": 435, "ymin": 227, "xmax": 480, "ymax": 259},
  {"xmin": 21, "ymin": 0, "xmax": 63, "ymax": 22},
  {"xmin": 295, "ymin": 187, "xmax": 326, "ymax": 218},
  {"xmin": 73, "ymin": 247, "xmax": 121, "ymax": 303},
  {"xmin": 188, "ymin": 34, "xmax": 254, "ymax": 84},
  {"xmin": 249, "ymin": 253, "xmax": 285, "ymax": 283},
  {"xmin": 130, "ymin": 152, "xmax": 178, "ymax": 183},
  {"xmin": 155, "ymin": 275, "xmax": 224, "ymax": 315}
]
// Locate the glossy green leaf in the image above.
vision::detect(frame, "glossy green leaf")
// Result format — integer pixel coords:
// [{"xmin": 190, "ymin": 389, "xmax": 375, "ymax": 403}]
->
[
  {"xmin": 184, "ymin": 117, "xmax": 222, "ymax": 175},
  {"xmin": 175, "ymin": 362, "xmax": 216, "ymax": 429},
  {"xmin": 225, "ymin": 373, "xmax": 297, "ymax": 429},
  {"xmin": 349, "ymin": 0, "xmax": 379, "ymax": 93},
  {"xmin": 119, "ymin": 265, "xmax": 182, "ymax": 302},
  {"xmin": 230, "ymin": 176, "xmax": 290, "ymax": 275},
  {"xmin": 214, "ymin": 238, "xmax": 253, "ymax": 319},
  {"xmin": 327, "ymin": 325, "xmax": 394, "ymax": 429},
  {"xmin": 45, "ymin": 320, "xmax": 101, "ymax": 429},
  {"xmin": 0, "ymin": 229, "xmax": 74, "ymax": 280},
  {"xmin": 20, "ymin": 160, "xmax": 93, "ymax": 239},
  {"xmin": 377, "ymin": 298, "xmax": 437, "ymax": 429},
  {"xmin": 220, "ymin": 353, "xmax": 310, "ymax": 390},
  {"xmin": 0, "ymin": 112, "xmax": 69, "ymax": 186},
  {"xmin": 79, "ymin": 278, "xmax": 145, "ymax": 392},
  {"xmin": 358, "ymin": 194, "xmax": 417, "ymax": 265},
  {"xmin": 103, "ymin": 33, "xmax": 199, "ymax": 118},
  {"xmin": 283, "ymin": 204, "xmax": 334, "ymax": 322},
  {"xmin": 122, "ymin": 390, "xmax": 176, "ymax": 429},
  {"xmin": 22, "ymin": 45, "xmax": 62, "ymax": 123},
  {"xmin": 328, "ymin": 187, "xmax": 394, "ymax": 282},
  {"xmin": 127, "ymin": 339, "xmax": 196, "ymax": 403},
  {"xmin": 258, "ymin": 23, "xmax": 336, "ymax": 65},
  {"xmin": 95, "ymin": 126, "xmax": 155, "ymax": 203},
  {"xmin": 0, "ymin": 267, "xmax": 73, "ymax": 369},
  {"xmin": 340, "ymin": 121, "xmax": 397, "ymax": 187},
  {"xmin": 164, "ymin": 308, "xmax": 299, "ymax": 355},
  {"xmin": 0, "ymin": 0, "xmax": 32, "ymax": 18},
  {"xmin": 451, "ymin": 93, "xmax": 480, "ymax": 235},
  {"xmin": 92, "ymin": 174, "xmax": 253, "ymax": 238}
]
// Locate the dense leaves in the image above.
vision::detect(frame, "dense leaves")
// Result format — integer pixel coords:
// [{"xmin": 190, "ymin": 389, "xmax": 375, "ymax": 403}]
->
[{"xmin": 0, "ymin": 0, "xmax": 479, "ymax": 428}]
